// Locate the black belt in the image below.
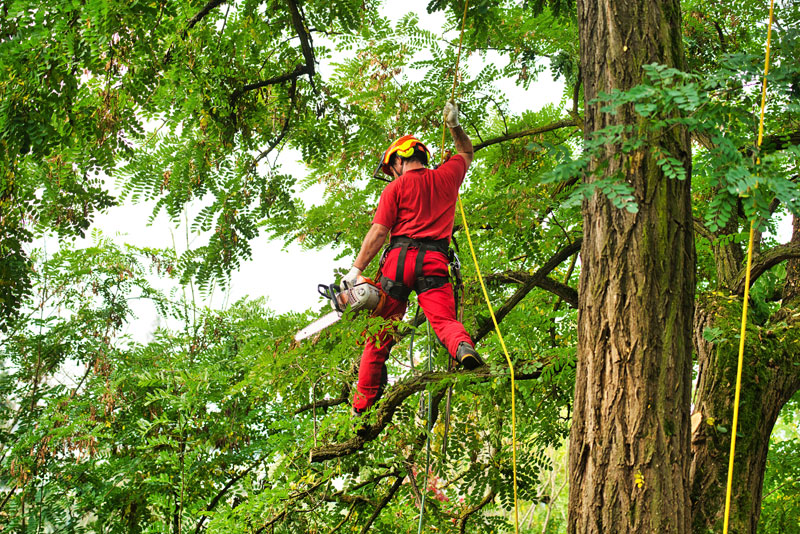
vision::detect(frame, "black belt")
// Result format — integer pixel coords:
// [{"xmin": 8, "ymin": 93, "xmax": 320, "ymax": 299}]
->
[{"xmin": 380, "ymin": 236, "xmax": 451, "ymax": 300}]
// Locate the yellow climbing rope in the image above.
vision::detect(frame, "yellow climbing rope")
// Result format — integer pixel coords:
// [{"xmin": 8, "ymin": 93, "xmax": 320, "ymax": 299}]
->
[
  {"xmin": 439, "ymin": 1, "xmax": 520, "ymax": 532},
  {"xmin": 722, "ymin": 1, "xmax": 774, "ymax": 532}
]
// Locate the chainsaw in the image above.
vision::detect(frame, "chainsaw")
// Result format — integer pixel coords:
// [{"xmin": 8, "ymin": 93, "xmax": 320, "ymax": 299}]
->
[{"xmin": 294, "ymin": 276, "xmax": 387, "ymax": 341}]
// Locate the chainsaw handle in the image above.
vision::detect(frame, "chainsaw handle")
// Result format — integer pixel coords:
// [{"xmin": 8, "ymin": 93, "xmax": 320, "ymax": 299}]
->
[{"xmin": 318, "ymin": 283, "xmax": 345, "ymax": 313}]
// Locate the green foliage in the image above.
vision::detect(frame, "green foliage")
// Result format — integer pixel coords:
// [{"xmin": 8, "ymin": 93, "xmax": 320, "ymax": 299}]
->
[
  {"xmin": 760, "ymin": 393, "xmax": 800, "ymax": 534},
  {"xmin": 2, "ymin": 0, "xmax": 800, "ymax": 532}
]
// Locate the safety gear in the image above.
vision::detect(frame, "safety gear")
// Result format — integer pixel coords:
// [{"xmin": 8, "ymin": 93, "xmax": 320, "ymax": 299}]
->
[
  {"xmin": 379, "ymin": 135, "xmax": 431, "ymax": 176},
  {"xmin": 295, "ymin": 276, "xmax": 387, "ymax": 341},
  {"xmin": 353, "ymin": 249, "xmax": 473, "ymax": 412},
  {"xmin": 341, "ymin": 266, "xmax": 362, "ymax": 289},
  {"xmin": 444, "ymin": 100, "xmax": 460, "ymax": 128},
  {"xmin": 378, "ymin": 236, "xmax": 451, "ymax": 301},
  {"xmin": 455, "ymin": 342, "xmax": 484, "ymax": 370}
]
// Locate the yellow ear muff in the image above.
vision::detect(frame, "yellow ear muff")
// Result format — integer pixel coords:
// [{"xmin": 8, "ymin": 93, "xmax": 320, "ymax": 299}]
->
[{"xmin": 396, "ymin": 146, "xmax": 415, "ymax": 158}]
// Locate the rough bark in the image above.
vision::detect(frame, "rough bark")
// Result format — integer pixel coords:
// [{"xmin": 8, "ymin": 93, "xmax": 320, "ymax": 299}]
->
[
  {"xmin": 690, "ymin": 214, "xmax": 800, "ymax": 533},
  {"xmin": 782, "ymin": 214, "xmax": 800, "ymax": 305},
  {"xmin": 569, "ymin": 0, "xmax": 695, "ymax": 532}
]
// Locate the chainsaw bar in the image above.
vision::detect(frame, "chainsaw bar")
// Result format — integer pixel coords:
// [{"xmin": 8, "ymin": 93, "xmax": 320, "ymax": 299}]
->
[
  {"xmin": 294, "ymin": 277, "xmax": 387, "ymax": 342},
  {"xmin": 294, "ymin": 311, "xmax": 341, "ymax": 341}
]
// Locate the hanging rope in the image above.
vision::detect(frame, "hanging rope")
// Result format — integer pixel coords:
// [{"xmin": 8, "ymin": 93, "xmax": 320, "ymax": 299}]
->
[
  {"xmin": 417, "ymin": 321, "xmax": 435, "ymax": 534},
  {"xmin": 722, "ymin": 1, "xmax": 775, "ymax": 532},
  {"xmin": 439, "ymin": 1, "xmax": 520, "ymax": 532}
]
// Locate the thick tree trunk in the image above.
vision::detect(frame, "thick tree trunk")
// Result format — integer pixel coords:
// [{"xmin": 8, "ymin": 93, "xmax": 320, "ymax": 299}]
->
[
  {"xmin": 690, "ymin": 215, "xmax": 800, "ymax": 533},
  {"xmin": 568, "ymin": 0, "xmax": 695, "ymax": 532}
]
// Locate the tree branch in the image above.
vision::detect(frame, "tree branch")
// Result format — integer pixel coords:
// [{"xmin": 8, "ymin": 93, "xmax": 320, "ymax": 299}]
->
[
  {"xmin": 571, "ymin": 67, "xmax": 582, "ymax": 120},
  {"xmin": 250, "ymin": 78, "xmax": 298, "ymax": 169},
  {"xmin": 231, "ymin": 64, "xmax": 311, "ymax": 103},
  {"xmin": 0, "ymin": 483, "xmax": 17, "ymax": 514},
  {"xmin": 458, "ymin": 489, "xmax": 497, "ymax": 534},
  {"xmin": 286, "ymin": 0, "xmax": 315, "ymax": 77},
  {"xmin": 734, "ymin": 243, "xmax": 800, "ymax": 295},
  {"xmin": 472, "ymin": 239, "xmax": 582, "ymax": 343},
  {"xmin": 536, "ymin": 276, "xmax": 579, "ymax": 309},
  {"xmin": 693, "ymin": 217, "xmax": 715, "ymax": 243},
  {"xmin": 359, "ymin": 476, "xmax": 405, "ymax": 534},
  {"xmin": 162, "ymin": 0, "xmax": 227, "ymax": 65},
  {"xmin": 760, "ymin": 130, "xmax": 800, "ymax": 154},
  {"xmin": 194, "ymin": 457, "xmax": 262, "ymax": 534},
  {"xmin": 184, "ymin": 0, "xmax": 227, "ymax": 38},
  {"xmin": 488, "ymin": 272, "xmax": 578, "ymax": 309},
  {"xmin": 328, "ymin": 501, "xmax": 357, "ymax": 533},
  {"xmin": 309, "ymin": 362, "xmax": 545, "ymax": 463},
  {"xmin": 473, "ymin": 119, "xmax": 580, "ymax": 152},
  {"xmin": 295, "ymin": 395, "xmax": 348, "ymax": 415}
]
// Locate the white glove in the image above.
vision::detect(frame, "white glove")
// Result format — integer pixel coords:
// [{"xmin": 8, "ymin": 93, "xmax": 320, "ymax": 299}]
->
[
  {"xmin": 340, "ymin": 266, "xmax": 362, "ymax": 289},
  {"xmin": 444, "ymin": 100, "xmax": 460, "ymax": 128}
]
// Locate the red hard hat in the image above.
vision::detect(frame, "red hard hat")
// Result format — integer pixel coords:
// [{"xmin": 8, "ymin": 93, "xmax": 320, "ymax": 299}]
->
[{"xmin": 379, "ymin": 135, "xmax": 431, "ymax": 176}]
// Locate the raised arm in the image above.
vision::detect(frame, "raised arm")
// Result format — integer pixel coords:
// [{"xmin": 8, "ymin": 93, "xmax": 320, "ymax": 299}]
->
[{"xmin": 444, "ymin": 100, "xmax": 473, "ymax": 169}]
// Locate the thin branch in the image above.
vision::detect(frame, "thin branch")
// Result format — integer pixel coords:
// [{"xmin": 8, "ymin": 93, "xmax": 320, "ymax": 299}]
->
[
  {"xmin": 251, "ymin": 78, "xmax": 298, "ymax": 169},
  {"xmin": 458, "ymin": 489, "xmax": 497, "ymax": 534},
  {"xmin": 255, "ymin": 510, "xmax": 286, "ymax": 534},
  {"xmin": 328, "ymin": 501, "xmax": 357, "ymax": 534},
  {"xmin": 184, "ymin": 0, "xmax": 226, "ymax": 38},
  {"xmin": 163, "ymin": 0, "xmax": 227, "ymax": 65},
  {"xmin": 295, "ymin": 395, "xmax": 348, "ymax": 415},
  {"xmin": 295, "ymin": 383, "xmax": 350, "ymax": 415},
  {"xmin": 338, "ymin": 470, "xmax": 399, "ymax": 495},
  {"xmin": 473, "ymin": 119, "xmax": 580, "ymax": 152},
  {"xmin": 230, "ymin": 64, "xmax": 311, "ymax": 103},
  {"xmin": 762, "ymin": 477, "xmax": 799, "ymax": 500},
  {"xmin": 359, "ymin": 476, "xmax": 405, "ymax": 534},
  {"xmin": 194, "ymin": 457, "xmax": 263, "ymax": 534},
  {"xmin": 734, "ymin": 243, "xmax": 800, "ymax": 295},
  {"xmin": 571, "ymin": 67, "xmax": 582, "ymax": 119},
  {"xmin": 472, "ymin": 239, "xmax": 582, "ymax": 342},
  {"xmin": 0, "ymin": 483, "xmax": 17, "ymax": 514}
]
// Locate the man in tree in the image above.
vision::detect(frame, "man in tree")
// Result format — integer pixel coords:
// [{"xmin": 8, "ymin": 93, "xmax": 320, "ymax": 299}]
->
[{"xmin": 340, "ymin": 101, "xmax": 484, "ymax": 414}]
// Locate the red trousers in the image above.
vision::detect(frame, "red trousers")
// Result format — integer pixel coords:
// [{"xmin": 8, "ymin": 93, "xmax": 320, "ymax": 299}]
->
[{"xmin": 352, "ymin": 247, "xmax": 474, "ymax": 412}]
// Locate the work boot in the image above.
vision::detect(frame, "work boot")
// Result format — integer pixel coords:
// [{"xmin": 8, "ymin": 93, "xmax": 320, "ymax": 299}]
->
[{"xmin": 455, "ymin": 342, "xmax": 485, "ymax": 370}]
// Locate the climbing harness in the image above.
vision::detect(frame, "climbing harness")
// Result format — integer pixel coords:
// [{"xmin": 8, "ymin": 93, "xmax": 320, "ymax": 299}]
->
[
  {"xmin": 722, "ymin": 1, "xmax": 774, "ymax": 532},
  {"xmin": 377, "ymin": 236, "xmax": 452, "ymax": 300}
]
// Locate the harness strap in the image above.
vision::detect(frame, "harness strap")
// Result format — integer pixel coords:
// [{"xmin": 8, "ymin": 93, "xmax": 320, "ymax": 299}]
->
[{"xmin": 380, "ymin": 236, "xmax": 451, "ymax": 299}]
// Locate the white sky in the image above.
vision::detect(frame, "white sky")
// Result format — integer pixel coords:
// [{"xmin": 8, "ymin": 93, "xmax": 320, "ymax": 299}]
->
[
  {"xmin": 52, "ymin": 0, "xmax": 564, "ymax": 342},
  {"xmin": 29, "ymin": 1, "xmax": 791, "ymax": 345}
]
